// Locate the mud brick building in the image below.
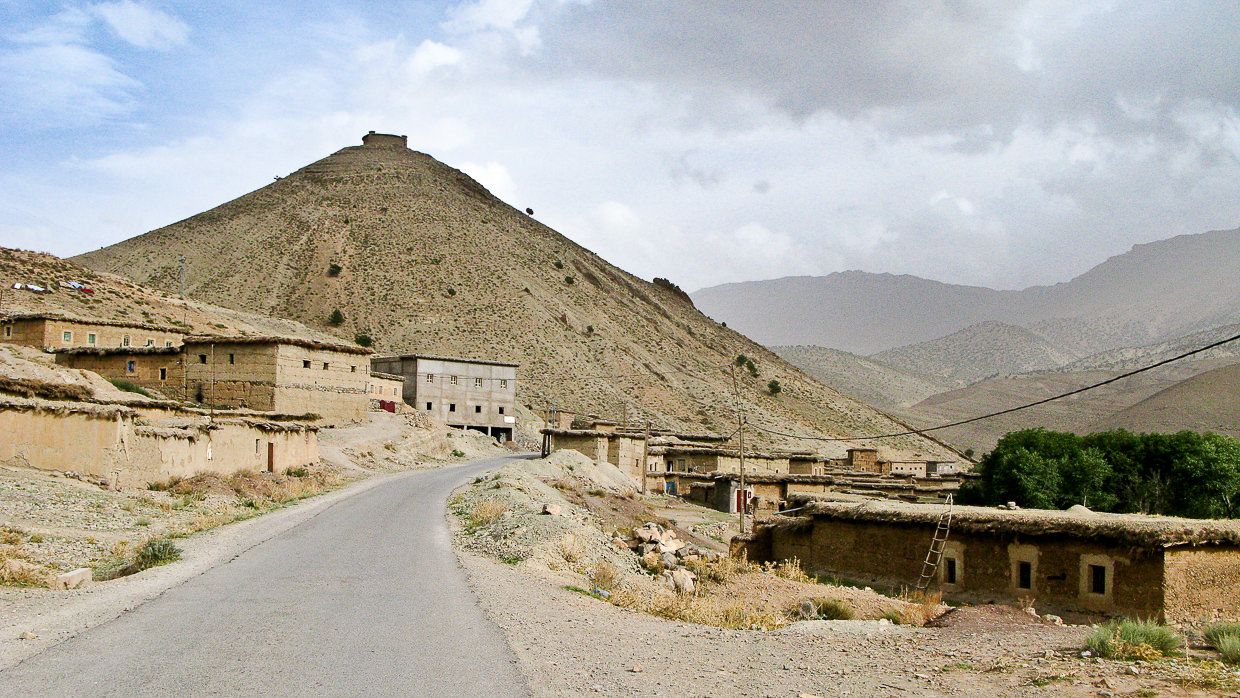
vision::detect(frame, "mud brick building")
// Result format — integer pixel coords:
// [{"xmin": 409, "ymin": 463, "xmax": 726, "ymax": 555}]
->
[
  {"xmin": 1, "ymin": 312, "xmax": 182, "ymax": 351},
  {"xmin": 56, "ymin": 335, "xmax": 372, "ymax": 424},
  {"xmin": 370, "ymin": 354, "xmax": 518, "ymax": 442},
  {"xmin": 736, "ymin": 499, "xmax": 1240, "ymax": 622}
]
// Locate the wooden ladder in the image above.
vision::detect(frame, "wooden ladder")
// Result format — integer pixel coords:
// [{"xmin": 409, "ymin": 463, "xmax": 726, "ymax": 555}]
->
[{"xmin": 915, "ymin": 493, "xmax": 954, "ymax": 592}]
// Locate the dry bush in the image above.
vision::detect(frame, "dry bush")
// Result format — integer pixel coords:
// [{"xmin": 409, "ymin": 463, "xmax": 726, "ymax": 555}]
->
[
  {"xmin": 556, "ymin": 534, "xmax": 586, "ymax": 564},
  {"xmin": 609, "ymin": 587, "xmax": 786, "ymax": 631},
  {"xmin": 472, "ymin": 500, "xmax": 508, "ymax": 526},
  {"xmin": 0, "ymin": 525, "xmax": 26, "ymax": 546},
  {"xmin": 765, "ymin": 557, "xmax": 813, "ymax": 584},
  {"xmin": 588, "ymin": 560, "xmax": 624, "ymax": 592},
  {"xmin": 897, "ymin": 589, "xmax": 944, "ymax": 626},
  {"xmin": 0, "ymin": 544, "xmax": 49, "ymax": 587},
  {"xmin": 684, "ymin": 554, "xmax": 759, "ymax": 585},
  {"xmin": 550, "ymin": 477, "xmax": 578, "ymax": 492}
]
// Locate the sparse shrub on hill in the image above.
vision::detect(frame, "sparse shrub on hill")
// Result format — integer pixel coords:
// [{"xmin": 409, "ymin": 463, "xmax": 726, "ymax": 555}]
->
[
  {"xmin": 768, "ymin": 379, "xmax": 782, "ymax": 395},
  {"xmin": 327, "ymin": 263, "xmax": 342, "ymax": 277},
  {"xmin": 553, "ymin": 259, "xmax": 565, "ymax": 269},
  {"xmin": 328, "ymin": 309, "xmax": 345, "ymax": 326},
  {"xmin": 354, "ymin": 333, "xmax": 373, "ymax": 347},
  {"xmin": 564, "ymin": 275, "xmax": 575, "ymax": 285}
]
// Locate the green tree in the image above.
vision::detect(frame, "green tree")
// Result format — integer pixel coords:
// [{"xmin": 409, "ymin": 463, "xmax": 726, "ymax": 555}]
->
[
  {"xmin": 767, "ymin": 379, "xmax": 781, "ymax": 395},
  {"xmin": 328, "ymin": 309, "xmax": 345, "ymax": 326}
]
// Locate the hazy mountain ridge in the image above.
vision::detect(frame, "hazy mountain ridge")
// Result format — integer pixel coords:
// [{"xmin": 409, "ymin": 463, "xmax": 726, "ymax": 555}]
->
[
  {"xmin": 692, "ymin": 227, "xmax": 1240, "ymax": 356},
  {"xmin": 872, "ymin": 321, "xmax": 1080, "ymax": 386},
  {"xmin": 73, "ymin": 138, "xmax": 957, "ymax": 460},
  {"xmin": 771, "ymin": 344, "xmax": 950, "ymax": 409}
]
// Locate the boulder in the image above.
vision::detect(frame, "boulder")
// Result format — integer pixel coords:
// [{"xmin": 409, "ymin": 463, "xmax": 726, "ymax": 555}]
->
[
  {"xmin": 638, "ymin": 543, "xmax": 658, "ymax": 556},
  {"xmin": 48, "ymin": 568, "xmax": 92, "ymax": 590},
  {"xmin": 634, "ymin": 528, "xmax": 658, "ymax": 543},
  {"xmin": 542, "ymin": 503, "xmax": 562, "ymax": 516},
  {"xmin": 659, "ymin": 552, "xmax": 679, "ymax": 570},
  {"xmin": 678, "ymin": 544, "xmax": 700, "ymax": 558}
]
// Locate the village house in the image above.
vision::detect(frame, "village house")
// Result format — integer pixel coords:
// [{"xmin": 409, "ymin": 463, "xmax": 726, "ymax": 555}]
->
[
  {"xmin": 368, "ymin": 371, "xmax": 406, "ymax": 413},
  {"xmin": 55, "ymin": 335, "xmax": 373, "ymax": 424},
  {"xmin": 0, "ymin": 312, "xmax": 182, "ymax": 351},
  {"xmin": 735, "ymin": 499, "xmax": 1240, "ymax": 622},
  {"xmin": 370, "ymin": 354, "xmax": 518, "ymax": 442}
]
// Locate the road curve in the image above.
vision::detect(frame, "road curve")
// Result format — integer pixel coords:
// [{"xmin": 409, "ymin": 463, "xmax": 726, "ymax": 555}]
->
[{"xmin": 0, "ymin": 455, "xmax": 530, "ymax": 697}]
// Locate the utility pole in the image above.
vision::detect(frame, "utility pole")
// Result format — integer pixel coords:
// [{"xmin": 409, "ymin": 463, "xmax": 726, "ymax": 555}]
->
[
  {"xmin": 730, "ymin": 364, "xmax": 748, "ymax": 534},
  {"xmin": 641, "ymin": 419, "xmax": 651, "ymax": 495}
]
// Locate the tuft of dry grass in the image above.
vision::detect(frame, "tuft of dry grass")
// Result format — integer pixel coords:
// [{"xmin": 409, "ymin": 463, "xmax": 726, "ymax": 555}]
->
[
  {"xmin": 0, "ymin": 543, "xmax": 50, "ymax": 587},
  {"xmin": 471, "ymin": 500, "xmax": 508, "ymax": 527},
  {"xmin": 896, "ymin": 589, "xmax": 944, "ymax": 625},
  {"xmin": 588, "ymin": 560, "xmax": 624, "ymax": 592},
  {"xmin": 608, "ymin": 586, "xmax": 786, "ymax": 630},
  {"xmin": 764, "ymin": 557, "xmax": 814, "ymax": 584},
  {"xmin": 556, "ymin": 534, "xmax": 586, "ymax": 565},
  {"xmin": 683, "ymin": 554, "xmax": 760, "ymax": 585}
]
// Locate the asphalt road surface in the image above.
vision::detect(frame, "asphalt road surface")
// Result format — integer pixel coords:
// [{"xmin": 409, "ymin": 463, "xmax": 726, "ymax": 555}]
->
[{"xmin": 0, "ymin": 455, "xmax": 530, "ymax": 697}]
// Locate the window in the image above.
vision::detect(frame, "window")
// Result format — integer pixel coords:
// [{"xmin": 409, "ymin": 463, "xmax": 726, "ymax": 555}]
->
[
  {"xmin": 425, "ymin": 374, "xmax": 434, "ymax": 383},
  {"xmin": 474, "ymin": 405, "xmax": 482, "ymax": 413},
  {"xmin": 475, "ymin": 377, "xmax": 483, "ymax": 388},
  {"xmin": 228, "ymin": 354, "xmax": 235, "ymax": 364},
  {"xmin": 88, "ymin": 333, "xmax": 96, "ymax": 344},
  {"xmin": 945, "ymin": 558, "xmax": 958, "ymax": 585},
  {"xmin": 1017, "ymin": 561, "xmax": 1032, "ymax": 590},
  {"xmin": 498, "ymin": 407, "xmax": 505, "ymax": 415},
  {"xmin": 146, "ymin": 339, "xmax": 154, "ymax": 347},
  {"xmin": 198, "ymin": 354, "xmax": 208, "ymax": 364},
  {"xmin": 450, "ymin": 376, "xmax": 458, "ymax": 385},
  {"xmin": 426, "ymin": 402, "xmax": 432, "ymax": 410},
  {"xmin": 123, "ymin": 335, "xmax": 131, "ymax": 347},
  {"xmin": 256, "ymin": 439, "xmax": 261, "ymax": 454},
  {"xmin": 303, "ymin": 360, "xmax": 311, "ymax": 368},
  {"xmin": 159, "ymin": 368, "xmax": 167, "ymax": 381},
  {"xmin": 449, "ymin": 403, "xmax": 456, "ymax": 412},
  {"xmin": 1089, "ymin": 565, "xmax": 1107, "ymax": 595},
  {"xmin": 3, "ymin": 326, "xmax": 10, "ymax": 338},
  {"xmin": 500, "ymin": 379, "xmax": 507, "ymax": 389},
  {"xmin": 350, "ymin": 365, "xmax": 356, "ymax": 372},
  {"xmin": 165, "ymin": 340, "xmax": 173, "ymax": 347},
  {"xmin": 63, "ymin": 331, "xmax": 72, "ymax": 342},
  {"xmin": 126, "ymin": 360, "xmax": 135, "ymax": 373}
]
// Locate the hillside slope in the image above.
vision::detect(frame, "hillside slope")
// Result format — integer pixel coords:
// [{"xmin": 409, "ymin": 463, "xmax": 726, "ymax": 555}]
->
[
  {"xmin": 772, "ymin": 344, "xmax": 949, "ymax": 409},
  {"xmin": 1088, "ymin": 363, "xmax": 1240, "ymax": 440},
  {"xmin": 873, "ymin": 321, "xmax": 1078, "ymax": 387},
  {"xmin": 0, "ymin": 247, "xmax": 344, "ymax": 342},
  {"xmin": 74, "ymin": 135, "xmax": 954, "ymax": 460}
]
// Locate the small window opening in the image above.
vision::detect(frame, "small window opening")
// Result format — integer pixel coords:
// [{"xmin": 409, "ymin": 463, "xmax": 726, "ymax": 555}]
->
[
  {"xmin": 146, "ymin": 338, "xmax": 154, "ymax": 346},
  {"xmin": 198, "ymin": 354, "xmax": 207, "ymax": 364},
  {"xmin": 498, "ymin": 407, "xmax": 505, "ymax": 415},
  {"xmin": 323, "ymin": 362, "xmax": 329, "ymax": 370},
  {"xmin": 449, "ymin": 403, "xmax": 456, "ymax": 412},
  {"xmin": 500, "ymin": 379, "xmax": 507, "ymax": 389},
  {"xmin": 126, "ymin": 360, "xmax": 135, "ymax": 373},
  {"xmin": 63, "ymin": 331, "xmax": 72, "ymax": 342},
  {"xmin": 945, "ymin": 558, "xmax": 958, "ymax": 585},
  {"xmin": 426, "ymin": 402, "xmax": 432, "ymax": 410},
  {"xmin": 88, "ymin": 333, "xmax": 96, "ymax": 344},
  {"xmin": 3, "ymin": 326, "xmax": 10, "ymax": 338},
  {"xmin": 474, "ymin": 405, "xmax": 482, "ymax": 413},
  {"xmin": 450, "ymin": 376, "xmax": 458, "ymax": 385},
  {"xmin": 228, "ymin": 353, "xmax": 235, "ymax": 364},
  {"xmin": 475, "ymin": 377, "xmax": 483, "ymax": 388},
  {"xmin": 1089, "ymin": 564, "xmax": 1107, "ymax": 594},
  {"xmin": 1017, "ymin": 561, "xmax": 1032, "ymax": 590},
  {"xmin": 425, "ymin": 373, "xmax": 434, "ymax": 383},
  {"xmin": 303, "ymin": 360, "xmax": 311, "ymax": 368},
  {"xmin": 165, "ymin": 340, "xmax": 173, "ymax": 347},
  {"xmin": 350, "ymin": 365, "xmax": 356, "ymax": 372},
  {"xmin": 123, "ymin": 335, "xmax": 131, "ymax": 347},
  {"xmin": 159, "ymin": 368, "xmax": 167, "ymax": 380}
]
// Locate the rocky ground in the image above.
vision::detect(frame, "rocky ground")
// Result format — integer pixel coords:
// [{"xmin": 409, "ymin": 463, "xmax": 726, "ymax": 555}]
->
[{"xmin": 453, "ymin": 453, "xmax": 1240, "ymax": 697}]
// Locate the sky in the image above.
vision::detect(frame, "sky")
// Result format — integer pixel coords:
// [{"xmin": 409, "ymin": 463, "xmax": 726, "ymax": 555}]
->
[{"xmin": 1, "ymin": 1, "xmax": 1238, "ymax": 292}]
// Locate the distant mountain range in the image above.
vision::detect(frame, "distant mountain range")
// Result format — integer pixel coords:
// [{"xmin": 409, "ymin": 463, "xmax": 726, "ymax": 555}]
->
[
  {"xmin": 710, "ymin": 227, "xmax": 1240, "ymax": 453},
  {"xmin": 694, "ymin": 227, "xmax": 1240, "ymax": 356}
]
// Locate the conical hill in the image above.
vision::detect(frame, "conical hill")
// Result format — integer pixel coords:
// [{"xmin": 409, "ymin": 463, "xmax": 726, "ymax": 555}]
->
[{"xmin": 75, "ymin": 134, "xmax": 957, "ymax": 460}]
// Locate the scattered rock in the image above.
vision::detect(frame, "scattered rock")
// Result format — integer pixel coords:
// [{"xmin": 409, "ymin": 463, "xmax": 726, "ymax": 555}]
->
[
  {"xmin": 542, "ymin": 503, "xmax": 562, "ymax": 516},
  {"xmin": 671, "ymin": 568, "xmax": 696, "ymax": 594},
  {"xmin": 1043, "ymin": 614, "xmax": 1063, "ymax": 626},
  {"xmin": 1126, "ymin": 665, "xmax": 1140, "ymax": 676},
  {"xmin": 18, "ymin": 631, "xmax": 37, "ymax": 640},
  {"xmin": 659, "ymin": 552, "xmax": 679, "ymax": 570},
  {"xmin": 629, "ymin": 665, "xmax": 643, "ymax": 673}
]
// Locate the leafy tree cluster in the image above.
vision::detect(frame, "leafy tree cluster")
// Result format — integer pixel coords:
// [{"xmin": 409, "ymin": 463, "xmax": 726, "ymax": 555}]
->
[{"xmin": 958, "ymin": 428, "xmax": 1240, "ymax": 519}]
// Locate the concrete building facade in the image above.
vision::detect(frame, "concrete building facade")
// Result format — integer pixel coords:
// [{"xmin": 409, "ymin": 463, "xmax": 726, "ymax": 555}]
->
[{"xmin": 371, "ymin": 354, "xmax": 518, "ymax": 441}]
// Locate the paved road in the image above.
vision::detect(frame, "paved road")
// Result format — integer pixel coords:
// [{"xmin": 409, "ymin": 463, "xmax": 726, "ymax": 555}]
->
[{"xmin": 0, "ymin": 455, "xmax": 530, "ymax": 697}]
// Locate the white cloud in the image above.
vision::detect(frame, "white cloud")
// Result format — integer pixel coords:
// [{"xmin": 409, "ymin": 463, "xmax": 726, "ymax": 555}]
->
[
  {"xmin": 459, "ymin": 161, "xmax": 518, "ymax": 203},
  {"xmin": 0, "ymin": 43, "xmax": 139, "ymax": 126},
  {"xmin": 408, "ymin": 40, "xmax": 464, "ymax": 74},
  {"xmin": 92, "ymin": 1, "xmax": 189, "ymax": 51}
]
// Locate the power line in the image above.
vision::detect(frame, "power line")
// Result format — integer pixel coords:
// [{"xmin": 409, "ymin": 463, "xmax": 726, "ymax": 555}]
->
[{"xmin": 745, "ymin": 330, "xmax": 1240, "ymax": 444}]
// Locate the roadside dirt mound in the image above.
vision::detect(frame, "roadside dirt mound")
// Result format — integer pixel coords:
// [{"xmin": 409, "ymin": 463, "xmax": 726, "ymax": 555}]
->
[{"xmin": 927, "ymin": 604, "xmax": 1053, "ymax": 630}]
